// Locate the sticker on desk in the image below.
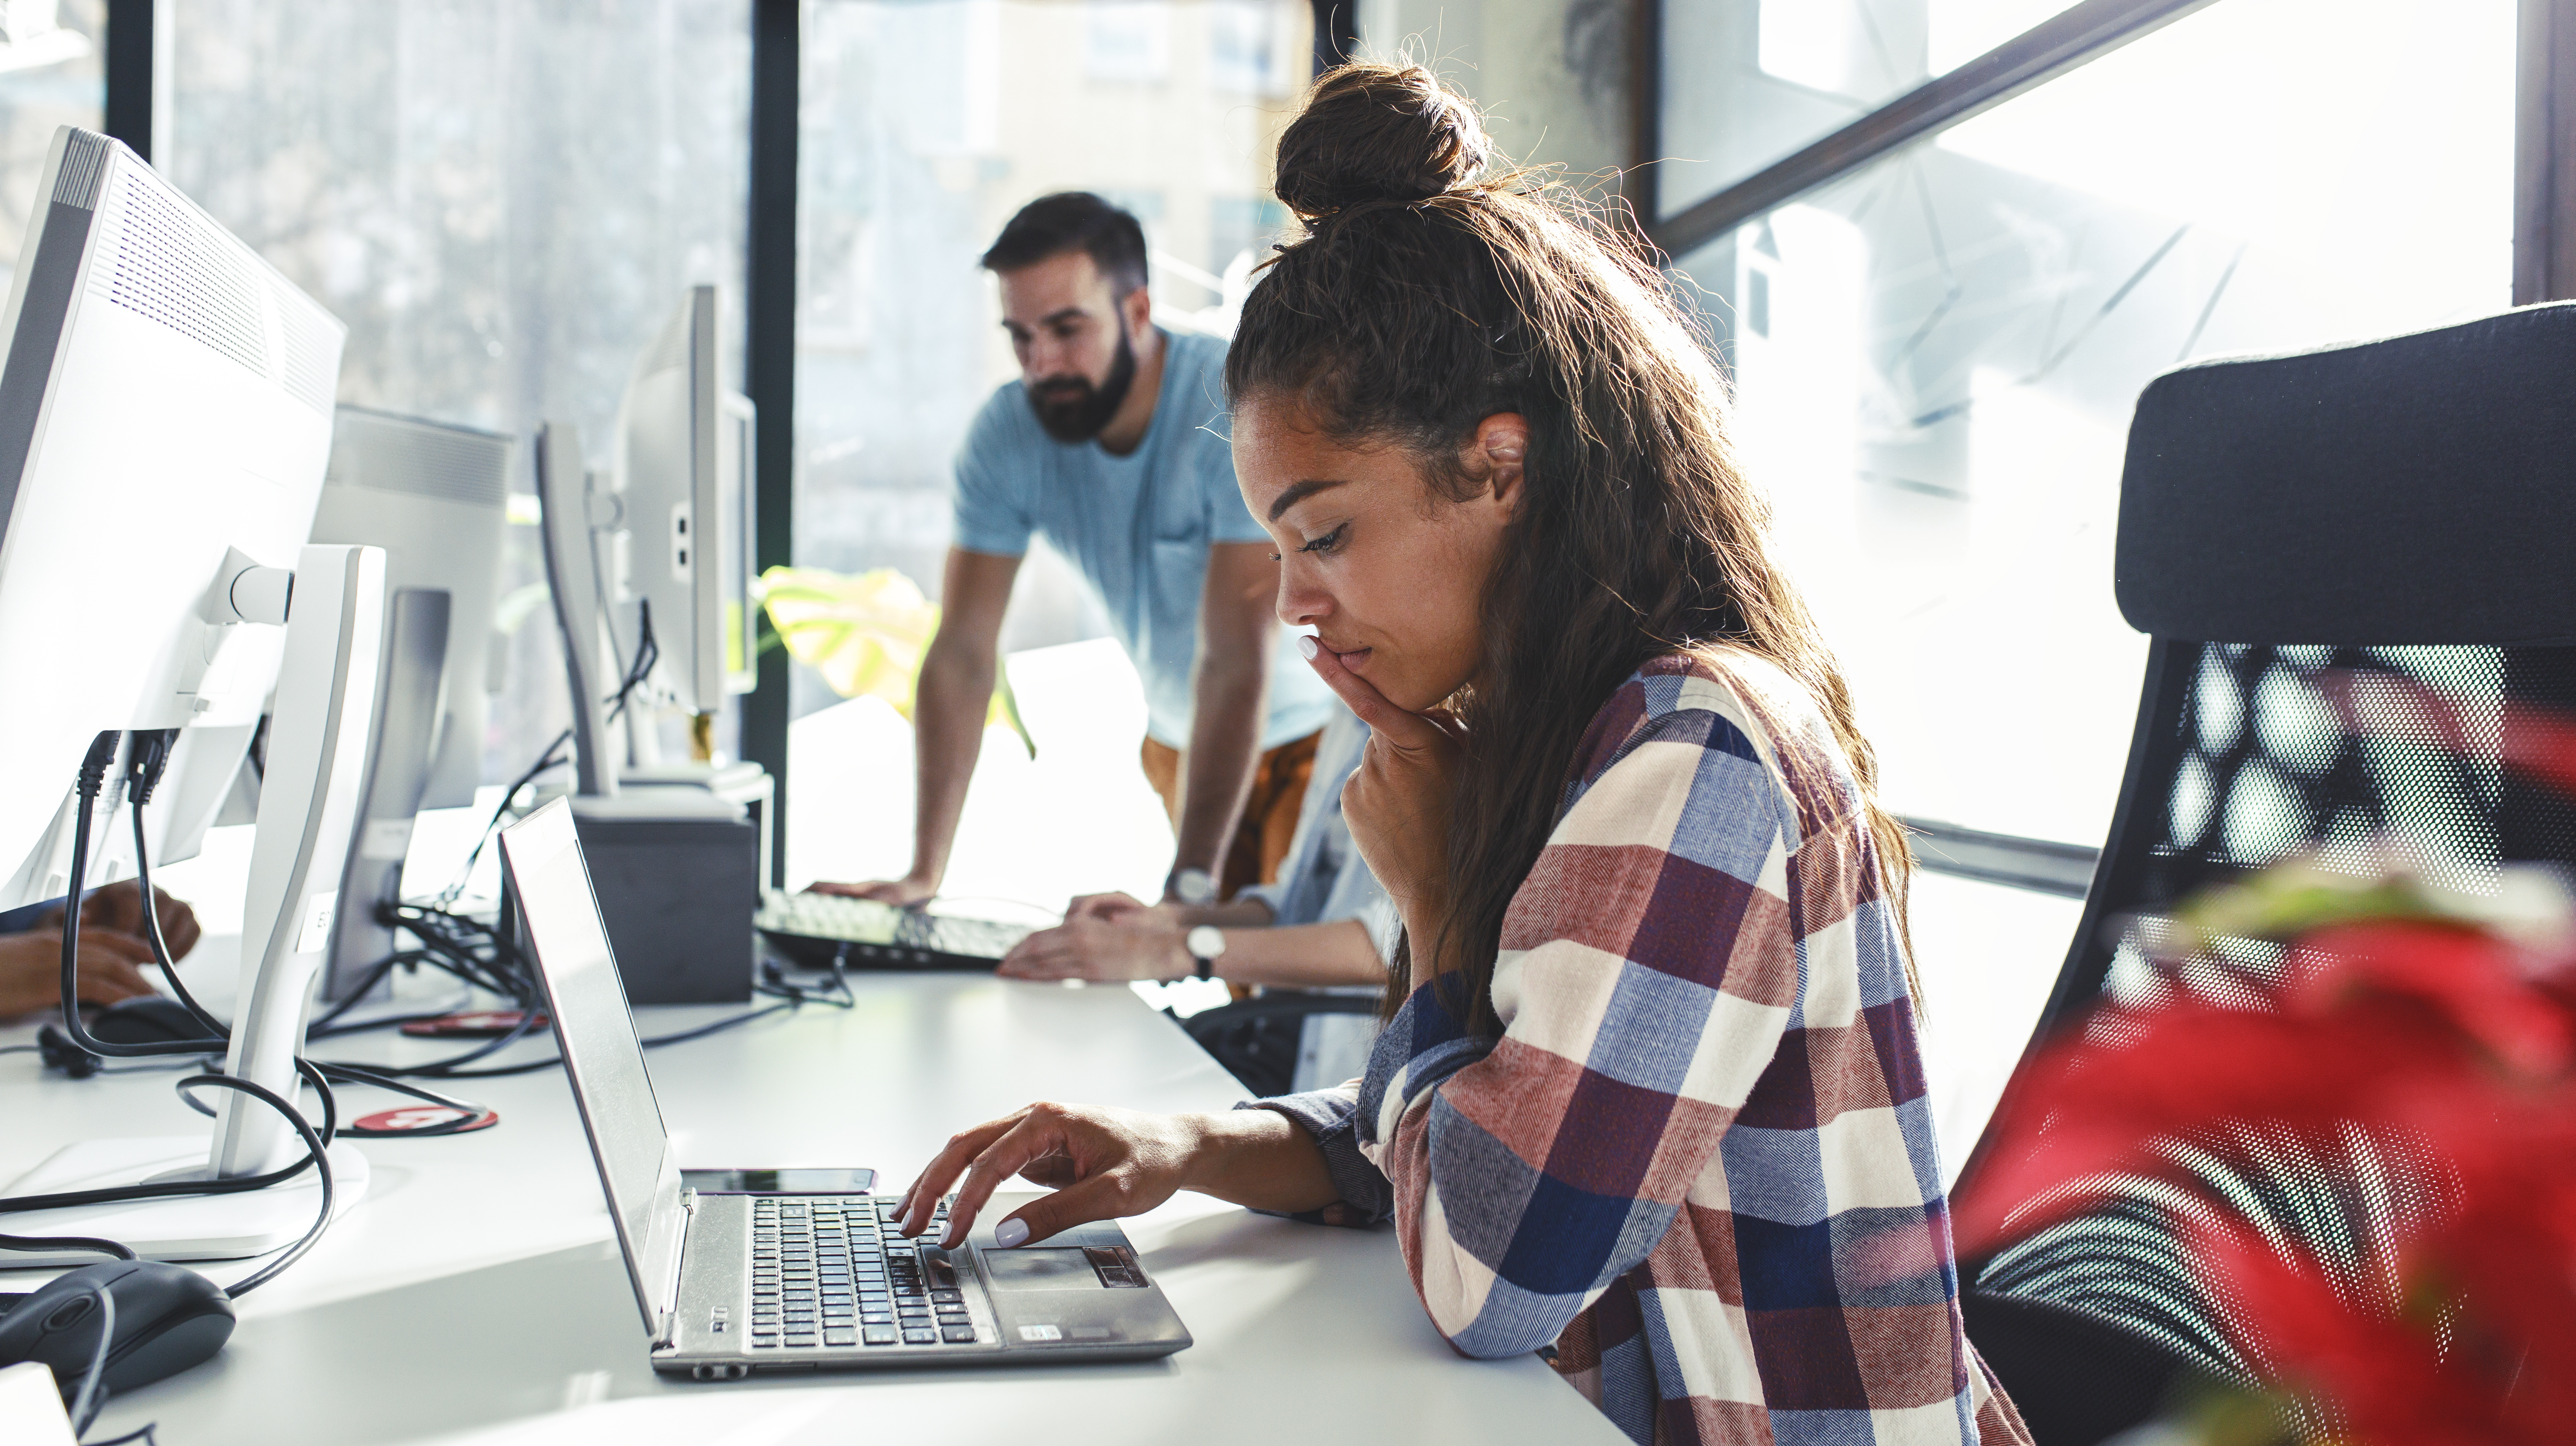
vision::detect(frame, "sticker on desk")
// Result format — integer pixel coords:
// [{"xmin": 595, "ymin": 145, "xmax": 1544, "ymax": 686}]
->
[
  {"xmin": 1016, "ymin": 1325, "xmax": 1062, "ymax": 1342},
  {"xmin": 349, "ymin": 1105, "xmax": 499, "ymax": 1136}
]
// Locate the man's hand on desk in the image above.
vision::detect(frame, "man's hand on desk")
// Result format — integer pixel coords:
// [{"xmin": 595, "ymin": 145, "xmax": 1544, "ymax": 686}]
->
[
  {"xmin": 0, "ymin": 924, "xmax": 157, "ymax": 1018},
  {"xmin": 808, "ymin": 876, "xmax": 938, "ymax": 908}
]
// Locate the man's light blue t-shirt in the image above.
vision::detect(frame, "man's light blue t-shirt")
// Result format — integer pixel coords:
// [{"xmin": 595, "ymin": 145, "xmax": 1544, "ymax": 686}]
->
[{"xmin": 952, "ymin": 329, "xmax": 1335, "ymax": 751}]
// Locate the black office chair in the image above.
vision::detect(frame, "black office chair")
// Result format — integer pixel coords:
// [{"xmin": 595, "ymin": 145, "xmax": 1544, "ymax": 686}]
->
[{"xmin": 1949, "ymin": 301, "xmax": 2576, "ymax": 1446}]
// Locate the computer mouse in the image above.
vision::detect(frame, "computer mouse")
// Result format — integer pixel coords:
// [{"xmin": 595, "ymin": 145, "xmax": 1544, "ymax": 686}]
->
[
  {"xmin": 0, "ymin": 1261, "xmax": 234, "ymax": 1398},
  {"xmin": 86, "ymin": 995, "xmax": 222, "ymax": 1047}
]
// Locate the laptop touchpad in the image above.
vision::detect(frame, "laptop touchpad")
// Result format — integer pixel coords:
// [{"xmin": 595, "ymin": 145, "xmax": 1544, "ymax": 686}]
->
[{"xmin": 982, "ymin": 1249, "xmax": 1105, "ymax": 1290}]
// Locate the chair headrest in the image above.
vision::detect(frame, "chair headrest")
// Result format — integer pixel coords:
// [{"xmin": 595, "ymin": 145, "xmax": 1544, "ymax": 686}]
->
[{"xmin": 2116, "ymin": 300, "xmax": 2576, "ymax": 646}]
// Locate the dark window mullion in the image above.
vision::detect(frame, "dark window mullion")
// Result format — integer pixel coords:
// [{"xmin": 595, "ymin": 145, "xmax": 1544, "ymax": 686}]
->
[{"xmin": 745, "ymin": 0, "xmax": 797, "ymax": 888}]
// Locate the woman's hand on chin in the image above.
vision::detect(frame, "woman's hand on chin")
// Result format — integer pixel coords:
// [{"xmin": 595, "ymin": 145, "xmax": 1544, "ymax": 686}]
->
[{"xmin": 1296, "ymin": 636, "xmax": 1463, "ymax": 973}]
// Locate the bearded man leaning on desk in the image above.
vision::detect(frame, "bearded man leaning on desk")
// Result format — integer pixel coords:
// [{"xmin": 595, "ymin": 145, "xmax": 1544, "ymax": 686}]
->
[{"xmin": 815, "ymin": 192, "xmax": 1334, "ymax": 911}]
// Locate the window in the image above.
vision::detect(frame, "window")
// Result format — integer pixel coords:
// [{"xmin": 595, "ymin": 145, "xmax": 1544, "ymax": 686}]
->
[
  {"xmin": 1208, "ymin": 0, "xmax": 1286, "ymax": 94},
  {"xmin": 794, "ymin": 0, "xmax": 1307, "ymax": 704},
  {"xmin": 1668, "ymin": 0, "xmax": 2515, "ymax": 849},
  {"xmin": 1661, "ymin": 0, "xmax": 2089, "ymax": 218},
  {"xmin": 0, "ymin": 0, "xmax": 100, "ymax": 282},
  {"xmin": 159, "ymin": 0, "xmax": 752, "ymax": 786},
  {"xmin": 1084, "ymin": 2, "xmax": 1170, "ymax": 83}
]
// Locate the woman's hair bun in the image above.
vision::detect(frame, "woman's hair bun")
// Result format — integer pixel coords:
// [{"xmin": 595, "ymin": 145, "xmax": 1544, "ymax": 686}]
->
[{"xmin": 1273, "ymin": 63, "xmax": 1493, "ymax": 219}]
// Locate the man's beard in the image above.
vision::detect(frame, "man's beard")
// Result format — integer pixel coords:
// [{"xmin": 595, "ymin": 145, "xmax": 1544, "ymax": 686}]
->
[{"xmin": 1027, "ymin": 319, "xmax": 1138, "ymax": 443}]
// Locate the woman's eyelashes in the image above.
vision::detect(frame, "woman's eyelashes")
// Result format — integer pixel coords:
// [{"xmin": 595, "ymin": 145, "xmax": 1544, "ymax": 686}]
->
[{"xmin": 1298, "ymin": 522, "xmax": 1349, "ymax": 556}]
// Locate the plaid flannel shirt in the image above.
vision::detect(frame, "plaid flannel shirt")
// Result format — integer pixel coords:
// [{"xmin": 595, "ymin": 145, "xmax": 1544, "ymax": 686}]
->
[{"xmin": 1258, "ymin": 652, "xmax": 2031, "ymax": 1446}]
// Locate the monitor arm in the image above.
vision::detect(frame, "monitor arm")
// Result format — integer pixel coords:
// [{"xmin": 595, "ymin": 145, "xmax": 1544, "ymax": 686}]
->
[
  {"xmin": 212, "ymin": 543, "xmax": 386, "ymax": 1178},
  {"xmin": 539, "ymin": 421, "xmax": 622, "ymax": 799}
]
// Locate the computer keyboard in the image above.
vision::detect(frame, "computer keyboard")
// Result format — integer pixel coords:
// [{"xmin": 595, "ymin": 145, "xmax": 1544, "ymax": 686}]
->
[
  {"xmin": 747, "ymin": 1197, "xmax": 980, "ymax": 1349},
  {"xmin": 755, "ymin": 890, "xmax": 1033, "ymax": 971}
]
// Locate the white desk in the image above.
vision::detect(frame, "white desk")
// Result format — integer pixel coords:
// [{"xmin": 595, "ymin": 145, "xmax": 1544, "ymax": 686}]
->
[{"xmin": 2, "ymin": 943, "xmax": 1619, "ymax": 1445}]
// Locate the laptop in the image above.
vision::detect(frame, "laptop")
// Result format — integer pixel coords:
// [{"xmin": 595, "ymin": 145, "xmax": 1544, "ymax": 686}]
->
[
  {"xmin": 754, "ymin": 889, "xmax": 1035, "ymax": 972},
  {"xmin": 496, "ymin": 799, "xmax": 1193, "ymax": 1380}
]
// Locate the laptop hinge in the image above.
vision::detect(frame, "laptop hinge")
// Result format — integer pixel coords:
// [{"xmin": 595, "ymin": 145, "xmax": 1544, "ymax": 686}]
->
[{"xmin": 654, "ymin": 1189, "xmax": 697, "ymax": 1351}]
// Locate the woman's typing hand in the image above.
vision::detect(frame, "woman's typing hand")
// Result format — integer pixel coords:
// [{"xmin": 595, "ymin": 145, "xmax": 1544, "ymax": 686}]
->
[
  {"xmin": 894, "ymin": 1101, "xmax": 1214, "ymax": 1249},
  {"xmin": 894, "ymin": 1101, "xmax": 1341, "ymax": 1249}
]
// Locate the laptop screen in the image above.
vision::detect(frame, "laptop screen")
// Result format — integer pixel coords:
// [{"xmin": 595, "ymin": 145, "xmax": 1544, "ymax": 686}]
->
[{"xmin": 496, "ymin": 798, "xmax": 685, "ymax": 1337}]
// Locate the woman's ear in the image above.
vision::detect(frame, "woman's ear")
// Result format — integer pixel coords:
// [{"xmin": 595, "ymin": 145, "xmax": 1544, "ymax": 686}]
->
[{"xmin": 1464, "ymin": 412, "xmax": 1530, "ymax": 519}]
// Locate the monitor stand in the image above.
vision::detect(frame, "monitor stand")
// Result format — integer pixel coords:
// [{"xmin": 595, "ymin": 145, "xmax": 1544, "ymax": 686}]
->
[
  {"xmin": 0, "ymin": 1138, "xmax": 369, "ymax": 1265},
  {"xmin": 3, "ymin": 546, "xmax": 386, "ymax": 1264}
]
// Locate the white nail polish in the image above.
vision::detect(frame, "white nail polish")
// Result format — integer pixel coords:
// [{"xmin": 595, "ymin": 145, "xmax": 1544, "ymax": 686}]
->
[
  {"xmin": 995, "ymin": 1218, "xmax": 1030, "ymax": 1248},
  {"xmin": 1296, "ymin": 635, "xmax": 1318, "ymax": 660}
]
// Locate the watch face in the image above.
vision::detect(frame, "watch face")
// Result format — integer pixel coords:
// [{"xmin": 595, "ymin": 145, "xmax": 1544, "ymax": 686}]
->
[
  {"xmin": 1187, "ymin": 925, "xmax": 1226, "ymax": 959},
  {"xmin": 1174, "ymin": 868, "xmax": 1217, "ymax": 905}
]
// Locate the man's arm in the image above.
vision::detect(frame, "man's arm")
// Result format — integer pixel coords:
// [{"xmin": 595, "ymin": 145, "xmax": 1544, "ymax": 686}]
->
[
  {"xmin": 815, "ymin": 546, "xmax": 1019, "ymax": 905},
  {"xmin": 1167, "ymin": 542, "xmax": 1277, "ymax": 895}
]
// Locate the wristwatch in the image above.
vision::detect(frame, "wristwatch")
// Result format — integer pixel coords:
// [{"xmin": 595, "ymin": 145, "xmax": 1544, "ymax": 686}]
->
[
  {"xmin": 1169, "ymin": 867, "xmax": 1217, "ymax": 906},
  {"xmin": 1184, "ymin": 924, "xmax": 1226, "ymax": 982}
]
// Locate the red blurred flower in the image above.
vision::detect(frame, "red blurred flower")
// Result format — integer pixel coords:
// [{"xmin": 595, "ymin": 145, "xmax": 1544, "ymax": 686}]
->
[{"xmin": 1958, "ymin": 883, "xmax": 2576, "ymax": 1445}]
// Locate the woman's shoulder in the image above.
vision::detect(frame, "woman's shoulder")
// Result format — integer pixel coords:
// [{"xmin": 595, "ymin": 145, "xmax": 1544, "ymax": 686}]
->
[{"xmin": 1564, "ymin": 649, "xmax": 1861, "ymax": 826}]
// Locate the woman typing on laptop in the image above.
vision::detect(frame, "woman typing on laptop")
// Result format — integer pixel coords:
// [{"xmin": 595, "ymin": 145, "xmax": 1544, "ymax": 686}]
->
[{"xmin": 896, "ymin": 64, "xmax": 2031, "ymax": 1446}]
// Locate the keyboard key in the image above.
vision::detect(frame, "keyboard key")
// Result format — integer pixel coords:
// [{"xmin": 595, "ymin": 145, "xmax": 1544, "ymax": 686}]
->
[
  {"xmin": 941, "ymin": 1326, "xmax": 976, "ymax": 1344},
  {"xmin": 930, "ymin": 1290, "xmax": 962, "ymax": 1304},
  {"xmin": 825, "ymin": 1329, "xmax": 858, "ymax": 1347},
  {"xmin": 785, "ymin": 1335, "xmax": 818, "ymax": 1348},
  {"xmin": 860, "ymin": 1312, "xmax": 894, "ymax": 1325},
  {"xmin": 863, "ymin": 1325, "xmax": 899, "ymax": 1346},
  {"xmin": 902, "ymin": 1329, "xmax": 936, "ymax": 1346}
]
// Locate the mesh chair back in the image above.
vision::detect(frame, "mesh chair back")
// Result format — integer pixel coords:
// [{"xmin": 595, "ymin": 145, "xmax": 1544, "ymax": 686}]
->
[{"xmin": 1956, "ymin": 303, "xmax": 2576, "ymax": 1443}]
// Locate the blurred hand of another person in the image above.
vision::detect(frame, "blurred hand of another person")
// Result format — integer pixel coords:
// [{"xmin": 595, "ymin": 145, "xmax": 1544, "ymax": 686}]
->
[
  {"xmin": 807, "ymin": 876, "xmax": 937, "ymax": 908},
  {"xmin": 998, "ymin": 908, "xmax": 1186, "ymax": 982},
  {"xmin": 49, "ymin": 878, "xmax": 201, "ymax": 962},
  {"xmin": 0, "ymin": 925, "xmax": 157, "ymax": 1018},
  {"xmin": 1063, "ymin": 891, "xmax": 1153, "ymax": 925}
]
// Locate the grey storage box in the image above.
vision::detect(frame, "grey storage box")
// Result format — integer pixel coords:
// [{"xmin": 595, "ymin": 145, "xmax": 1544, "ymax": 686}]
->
[{"xmin": 570, "ymin": 813, "xmax": 758, "ymax": 1004}]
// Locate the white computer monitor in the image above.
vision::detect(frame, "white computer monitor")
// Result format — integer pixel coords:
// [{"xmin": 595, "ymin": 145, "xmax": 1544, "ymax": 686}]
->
[
  {"xmin": 307, "ymin": 407, "xmax": 511, "ymax": 1001},
  {"xmin": 0, "ymin": 126, "xmax": 384, "ymax": 1254},
  {"xmin": 606, "ymin": 285, "xmax": 757, "ymax": 734},
  {"xmin": 0, "ymin": 128, "xmax": 336, "ymax": 907},
  {"xmin": 314, "ymin": 405, "xmax": 511, "ymax": 809}
]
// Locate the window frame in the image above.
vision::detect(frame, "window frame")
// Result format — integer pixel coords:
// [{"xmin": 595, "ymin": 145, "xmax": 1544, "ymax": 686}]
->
[{"xmin": 1635, "ymin": 0, "xmax": 2573, "ymax": 888}]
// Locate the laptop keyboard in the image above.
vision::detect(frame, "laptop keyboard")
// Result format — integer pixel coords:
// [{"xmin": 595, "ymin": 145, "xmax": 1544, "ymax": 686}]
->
[{"xmin": 748, "ymin": 1197, "xmax": 980, "ymax": 1349}]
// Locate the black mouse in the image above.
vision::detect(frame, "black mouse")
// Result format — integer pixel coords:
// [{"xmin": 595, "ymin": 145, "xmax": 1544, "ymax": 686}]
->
[
  {"xmin": 0, "ymin": 1261, "xmax": 235, "ymax": 1400},
  {"xmin": 86, "ymin": 996, "xmax": 223, "ymax": 1047}
]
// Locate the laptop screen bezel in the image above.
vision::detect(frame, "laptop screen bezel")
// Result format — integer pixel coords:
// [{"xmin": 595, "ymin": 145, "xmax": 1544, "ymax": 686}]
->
[{"xmin": 496, "ymin": 797, "xmax": 688, "ymax": 1339}]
